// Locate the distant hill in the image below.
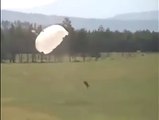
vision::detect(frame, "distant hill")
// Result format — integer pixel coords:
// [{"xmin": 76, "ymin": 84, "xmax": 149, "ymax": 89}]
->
[
  {"xmin": 110, "ymin": 11, "xmax": 158, "ymax": 20},
  {"xmin": 1, "ymin": 10, "xmax": 158, "ymax": 32}
]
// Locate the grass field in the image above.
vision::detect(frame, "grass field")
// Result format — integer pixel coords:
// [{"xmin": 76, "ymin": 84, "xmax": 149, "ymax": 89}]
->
[{"xmin": 1, "ymin": 53, "xmax": 158, "ymax": 120}]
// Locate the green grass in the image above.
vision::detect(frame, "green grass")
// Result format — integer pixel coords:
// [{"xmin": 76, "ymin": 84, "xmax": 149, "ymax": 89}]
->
[{"xmin": 1, "ymin": 53, "xmax": 158, "ymax": 120}]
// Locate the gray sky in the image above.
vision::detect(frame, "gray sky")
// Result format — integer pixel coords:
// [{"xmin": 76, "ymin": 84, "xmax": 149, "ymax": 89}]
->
[{"xmin": 2, "ymin": 0, "xmax": 158, "ymax": 18}]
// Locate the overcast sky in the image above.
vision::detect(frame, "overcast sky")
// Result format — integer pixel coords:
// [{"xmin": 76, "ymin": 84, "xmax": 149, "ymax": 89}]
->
[{"xmin": 2, "ymin": 0, "xmax": 158, "ymax": 18}]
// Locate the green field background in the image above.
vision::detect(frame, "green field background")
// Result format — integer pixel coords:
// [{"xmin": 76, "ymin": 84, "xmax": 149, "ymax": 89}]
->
[{"xmin": 1, "ymin": 53, "xmax": 158, "ymax": 120}]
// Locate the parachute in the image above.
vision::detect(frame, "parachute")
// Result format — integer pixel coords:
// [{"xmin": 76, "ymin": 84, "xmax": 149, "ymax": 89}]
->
[{"xmin": 35, "ymin": 25, "xmax": 69, "ymax": 54}]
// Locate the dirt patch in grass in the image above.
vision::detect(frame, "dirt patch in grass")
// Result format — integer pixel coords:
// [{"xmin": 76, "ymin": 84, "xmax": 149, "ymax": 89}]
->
[{"xmin": 2, "ymin": 106, "xmax": 59, "ymax": 120}]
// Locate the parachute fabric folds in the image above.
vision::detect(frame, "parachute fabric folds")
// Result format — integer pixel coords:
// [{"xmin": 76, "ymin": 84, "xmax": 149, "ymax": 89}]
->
[{"xmin": 35, "ymin": 25, "xmax": 69, "ymax": 54}]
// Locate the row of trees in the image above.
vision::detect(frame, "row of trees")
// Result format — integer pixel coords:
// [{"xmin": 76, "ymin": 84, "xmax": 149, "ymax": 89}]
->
[{"xmin": 1, "ymin": 18, "xmax": 159, "ymax": 63}]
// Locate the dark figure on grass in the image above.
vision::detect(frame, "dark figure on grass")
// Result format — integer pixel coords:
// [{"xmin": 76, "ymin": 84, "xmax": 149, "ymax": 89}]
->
[{"xmin": 83, "ymin": 81, "xmax": 90, "ymax": 88}]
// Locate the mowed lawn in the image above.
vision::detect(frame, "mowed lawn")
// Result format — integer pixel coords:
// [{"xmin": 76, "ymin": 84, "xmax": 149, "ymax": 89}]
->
[{"xmin": 1, "ymin": 53, "xmax": 158, "ymax": 120}]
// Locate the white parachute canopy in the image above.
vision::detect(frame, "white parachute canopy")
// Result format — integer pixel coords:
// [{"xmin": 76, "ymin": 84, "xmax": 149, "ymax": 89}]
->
[{"xmin": 35, "ymin": 25, "xmax": 69, "ymax": 54}]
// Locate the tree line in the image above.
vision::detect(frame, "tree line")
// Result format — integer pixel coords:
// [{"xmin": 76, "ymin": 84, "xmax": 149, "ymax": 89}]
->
[{"xmin": 1, "ymin": 18, "xmax": 159, "ymax": 63}]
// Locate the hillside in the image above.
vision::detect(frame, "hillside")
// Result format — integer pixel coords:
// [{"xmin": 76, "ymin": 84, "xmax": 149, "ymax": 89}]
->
[{"xmin": 1, "ymin": 10, "xmax": 158, "ymax": 32}]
